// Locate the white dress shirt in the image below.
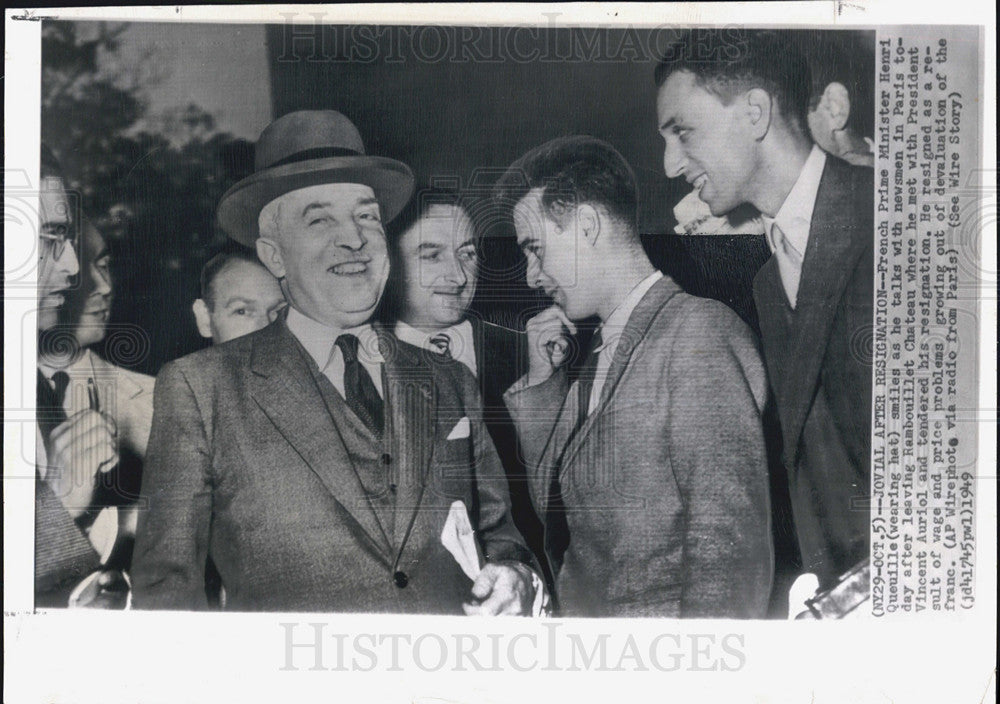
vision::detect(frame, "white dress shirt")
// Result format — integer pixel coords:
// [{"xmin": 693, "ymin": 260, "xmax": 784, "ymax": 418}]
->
[
  {"xmin": 286, "ymin": 306, "xmax": 385, "ymax": 399},
  {"xmin": 37, "ymin": 351, "xmax": 119, "ymax": 562},
  {"xmin": 586, "ymin": 270, "xmax": 664, "ymax": 415},
  {"xmin": 760, "ymin": 144, "xmax": 827, "ymax": 308},
  {"xmin": 393, "ymin": 319, "xmax": 478, "ymax": 377}
]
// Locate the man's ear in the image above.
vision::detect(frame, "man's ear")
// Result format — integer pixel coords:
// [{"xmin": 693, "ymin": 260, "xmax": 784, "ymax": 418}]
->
[
  {"xmin": 745, "ymin": 87, "xmax": 774, "ymax": 140},
  {"xmin": 192, "ymin": 299, "xmax": 214, "ymax": 340},
  {"xmin": 576, "ymin": 204, "xmax": 601, "ymax": 247},
  {"xmin": 820, "ymin": 82, "xmax": 851, "ymax": 131},
  {"xmin": 255, "ymin": 237, "xmax": 286, "ymax": 280}
]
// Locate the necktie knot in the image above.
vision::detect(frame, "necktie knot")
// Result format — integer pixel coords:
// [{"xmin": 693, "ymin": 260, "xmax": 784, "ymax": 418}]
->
[
  {"xmin": 334, "ymin": 333, "xmax": 383, "ymax": 437},
  {"xmin": 429, "ymin": 332, "xmax": 452, "ymax": 358},
  {"xmin": 335, "ymin": 334, "xmax": 360, "ymax": 365}
]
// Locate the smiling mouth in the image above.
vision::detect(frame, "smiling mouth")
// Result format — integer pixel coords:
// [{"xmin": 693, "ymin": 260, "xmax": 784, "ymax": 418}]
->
[{"xmin": 329, "ymin": 261, "xmax": 369, "ymax": 275}]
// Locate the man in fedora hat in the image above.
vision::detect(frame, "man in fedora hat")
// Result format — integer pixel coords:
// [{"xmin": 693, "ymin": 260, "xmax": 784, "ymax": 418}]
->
[{"xmin": 132, "ymin": 110, "xmax": 539, "ymax": 613}]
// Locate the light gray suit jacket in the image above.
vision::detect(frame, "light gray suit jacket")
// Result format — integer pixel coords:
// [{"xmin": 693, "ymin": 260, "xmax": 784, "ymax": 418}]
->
[{"xmin": 505, "ymin": 276, "xmax": 774, "ymax": 618}]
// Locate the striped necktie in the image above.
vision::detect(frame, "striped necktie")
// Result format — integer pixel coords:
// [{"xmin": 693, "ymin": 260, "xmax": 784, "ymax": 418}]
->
[{"xmin": 429, "ymin": 332, "xmax": 452, "ymax": 359}]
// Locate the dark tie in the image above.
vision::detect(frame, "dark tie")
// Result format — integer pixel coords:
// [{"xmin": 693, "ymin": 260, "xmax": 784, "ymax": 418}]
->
[
  {"xmin": 335, "ymin": 334, "xmax": 384, "ymax": 437},
  {"xmin": 575, "ymin": 329, "xmax": 603, "ymax": 431},
  {"xmin": 429, "ymin": 332, "xmax": 452, "ymax": 359},
  {"xmin": 37, "ymin": 369, "xmax": 70, "ymax": 440}
]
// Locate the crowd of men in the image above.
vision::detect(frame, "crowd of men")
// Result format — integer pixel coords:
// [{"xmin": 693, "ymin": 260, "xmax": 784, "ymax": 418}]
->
[{"xmin": 34, "ymin": 30, "xmax": 874, "ymax": 617}]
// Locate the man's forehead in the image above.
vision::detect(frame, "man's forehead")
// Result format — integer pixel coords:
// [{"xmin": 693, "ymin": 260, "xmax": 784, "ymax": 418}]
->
[
  {"xmin": 39, "ymin": 179, "xmax": 71, "ymax": 218},
  {"xmin": 278, "ymin": 182, "xmax": 377, "ymax": 211},
  {"xmin": 403, "ymin": 205, "xmax": 473, "ymax": 248},
  {"xmin": 513, "ymin": 189, "xmax": 549, "ymax": 241},
  {"xmin": 217, "ymin": 259, "xmax": 280, "ymax": 292},
  {"xmin": 658, "ymin": 71, "xmax": 721, "ymax": 120}
]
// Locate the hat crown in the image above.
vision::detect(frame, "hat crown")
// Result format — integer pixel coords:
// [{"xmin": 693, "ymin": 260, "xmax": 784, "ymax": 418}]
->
[{"xmin": 255, "ymin": 110, "xmax": 367, "ymax": 171}]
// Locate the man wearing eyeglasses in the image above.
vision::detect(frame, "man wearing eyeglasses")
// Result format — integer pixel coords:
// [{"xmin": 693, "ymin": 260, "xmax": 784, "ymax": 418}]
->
[{"xmin": 35, "ymin": 146, "xmax": 127, "ymax": 607}]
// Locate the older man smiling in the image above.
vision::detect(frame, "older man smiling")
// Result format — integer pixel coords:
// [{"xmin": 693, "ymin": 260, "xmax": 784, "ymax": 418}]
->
[{"xmin": 132, "ymin": 111, "xmax": 538, "ymax": 613}]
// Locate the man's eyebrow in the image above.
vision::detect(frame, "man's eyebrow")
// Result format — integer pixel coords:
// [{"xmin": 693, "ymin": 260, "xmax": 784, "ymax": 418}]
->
[
  {"xmin": 659, "ymin": 116, "xmax": 677, "ymax": 132},
  {"xmin": 356, "ymin": 197, "xmax": 379, "ymax": 208},
  {"xmin": 223, "ymin": 296, "xmax": 254, "ymax": 307},
  {"xmin": 301, "ymin": 202, "xmax": 332, "ymax": 218},
  {"xmin": 518, "ymin": 237, "xmax": 540, "ymax": 251},
  {"xmin": 456, "ymin": 238, "xmax": 476, "ymax": 251},
  {"xmin": 416, "ymin": 242, "xmax": 443, "ymax": 252}
]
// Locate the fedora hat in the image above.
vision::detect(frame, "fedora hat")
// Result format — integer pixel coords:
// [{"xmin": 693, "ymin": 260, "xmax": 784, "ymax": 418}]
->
[{"xmin": 217, "ymin": 110, "xmax": 414, "ymax": 246}]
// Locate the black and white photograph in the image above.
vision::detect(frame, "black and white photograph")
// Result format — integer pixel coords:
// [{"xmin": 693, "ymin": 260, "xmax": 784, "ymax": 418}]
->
[{"xmin": 4, "ymin": 4, "xmax": 995, "ymax": 703}]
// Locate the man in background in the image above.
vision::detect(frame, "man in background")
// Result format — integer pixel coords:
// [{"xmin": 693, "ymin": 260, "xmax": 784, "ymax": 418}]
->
[
  {"xmin": 192, "ymin": 249, "xmax": 285, "ymax": 345},
  {"xmin": 385, "ymin": 189, "xmax": 545, "ymax": 572},
  {"xmin": 498, "ymin": 136, "xmax": 773, "ymax": 618},
  {"xmin": 655, "ymin": 30, "xmax": 874, "ymax": 605},
  {"xmin": 34, "ymin": 146, "xmax": 117, "ymax": 606},
  {"xmin": 801, "ymin": 32, "xmax": 876, "ymax": 168}
]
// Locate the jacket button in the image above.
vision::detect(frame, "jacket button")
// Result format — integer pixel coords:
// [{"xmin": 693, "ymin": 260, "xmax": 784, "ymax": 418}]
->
[
  {"xmin": 380, "ymin": 453, "xmax": 392, "ymax": 465},
  {"xmin": 393, "ymin": 570, "xmax": 409, "ymax": 588}
]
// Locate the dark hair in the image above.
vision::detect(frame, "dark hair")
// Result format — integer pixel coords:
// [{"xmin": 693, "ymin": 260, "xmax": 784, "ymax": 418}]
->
[
  {"xmin": 379, "ymin": 185, "xmax": 476, "ymax": 324},
  {"xmin": 654, "ymin": 29, "xmax": 812, "ymax": 136},
  {"xmin": 799, "ymin": 31, "xmax": 875, "ymax": 138},
  {"xmin": 40, "ymin": 142, "xmax": 64, "ymax": 181},
  {"xmin": 199, "ymin": 247, "xmax": 263, "ymax": 309},
  {"xmin": 492, "ymin": 135, "xmax": 638, "ymax": 233},
  {"xmin": 386, "ymin": 185, "xmax": 470, "ymax": 243}
]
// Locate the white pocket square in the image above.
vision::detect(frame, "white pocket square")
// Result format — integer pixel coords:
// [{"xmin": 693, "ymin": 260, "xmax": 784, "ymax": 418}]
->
[{"xmin": 446, "ymin": 417, "xmax": 470, "ymax": 440}]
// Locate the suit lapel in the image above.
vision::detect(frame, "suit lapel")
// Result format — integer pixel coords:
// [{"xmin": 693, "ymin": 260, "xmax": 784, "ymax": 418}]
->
[
  {"xmin": 248, "ymin": 319, "xmax": 393, "ymax": 560},
  {"xmin": 776, "ymin": 159, "xmax": 869, "ymax": 461},
  {"xmin": 382, "ymin": 335, "xmax": 436, "ymax": 556},
  {"xmin": 557, "ymin": 276, "xmax": 683, "ymax": 474}
]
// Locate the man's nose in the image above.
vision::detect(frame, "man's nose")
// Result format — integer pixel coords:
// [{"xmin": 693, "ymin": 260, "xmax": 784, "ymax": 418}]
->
[
  {"xmin": 93, "ymin": 268, "xmax": 112, "ymax": 297},
  {"xmin": 444, "ymin": 255, "xmax": 468, "ymax": 287},
  {"xmin": 335, "ymin": 223, "xmax": 368, "ymax": 250},
  {"xmin": 59, "ymin": 241, "xmax": 81, "ymax": 277},
  {"xmin": 525, "ymin": 255, "xmax": 544, "ymax": 290},
  {"xmin": 663, "ymin": 137, "xmax": 687, "ymax": 179}
]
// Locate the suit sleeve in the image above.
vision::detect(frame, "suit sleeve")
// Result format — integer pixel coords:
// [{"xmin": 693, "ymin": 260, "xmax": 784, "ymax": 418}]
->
[
  {"xmin": 130, "ymin": 361, "xmax": 212, "ymax": 610},
  {"xmin": 667, "ymin": 302, "xmax": 773, "ymax": 618},
  {"xmin": 460, "ymin": 371, "xmax": 538, "ymax": 570},
  {"xmin": 35, "ymin": 474, "xmax": 100, "ymax": 600},
  {"xmin": 502, "ymin": 370, "xmax": 569, "ymax": 509}
]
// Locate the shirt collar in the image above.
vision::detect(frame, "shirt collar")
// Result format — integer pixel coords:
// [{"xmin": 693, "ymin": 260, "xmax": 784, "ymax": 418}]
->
[
  {"xmin": 394, "ymin": 319, "xmax": 477, "ymax": 372},
  {"xmin": 598, "ymin": 270, "xmax": 663, "ymax": 349},
  {"xmin": 285, "ymin": 306, "xmax": 383, "ymax": 371},
  {"xmin": 761, "ymin": 144, "xmax": 827, "ymax": 257}
]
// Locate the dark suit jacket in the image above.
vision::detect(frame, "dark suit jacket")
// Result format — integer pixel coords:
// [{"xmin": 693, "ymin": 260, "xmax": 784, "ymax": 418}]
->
[
  {"xmin": 505, "ymin": 277, "xmax": 774, "ymax": 618},
  {"xmin": 467, "ymin": 317, "xmax": 546, "ymax": 571},
  {"xmin": 753, "ymin": 156, "xmax": 874, "ymax": 586},
  {"xmin": 131, "ymin": 317, "xmax": 533, "ymax": 612}
]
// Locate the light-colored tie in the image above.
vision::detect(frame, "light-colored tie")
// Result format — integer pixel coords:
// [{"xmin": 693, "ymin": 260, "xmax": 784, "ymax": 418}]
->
[
  {"xmin": 771, "ymin": 221, "xmax": 803, "ymax": 308},
  {"xmin": 429, "ymin": 332, "xmax": 452, "ymax": 359}
]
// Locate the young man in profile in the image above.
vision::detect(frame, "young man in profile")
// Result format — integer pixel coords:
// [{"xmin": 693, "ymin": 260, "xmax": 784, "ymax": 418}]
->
[
  {"xmin": 655, "ymin": 30, "xmax": 874, "ymax": 597},
  {"xmin": 497, "ymin": 135, "xmax": 773, "ymax": 618}
]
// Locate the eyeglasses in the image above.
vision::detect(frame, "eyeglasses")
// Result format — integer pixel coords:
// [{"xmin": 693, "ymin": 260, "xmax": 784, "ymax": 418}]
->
[{"xmin": 39, "ymin": 230, "xmax": 74, "ymax": 261}]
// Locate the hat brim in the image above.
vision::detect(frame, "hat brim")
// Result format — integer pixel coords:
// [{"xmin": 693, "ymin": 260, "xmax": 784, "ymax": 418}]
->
[{"xmin": 217, "ymin": 155, "xmax": 415, "ymax": 246}]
